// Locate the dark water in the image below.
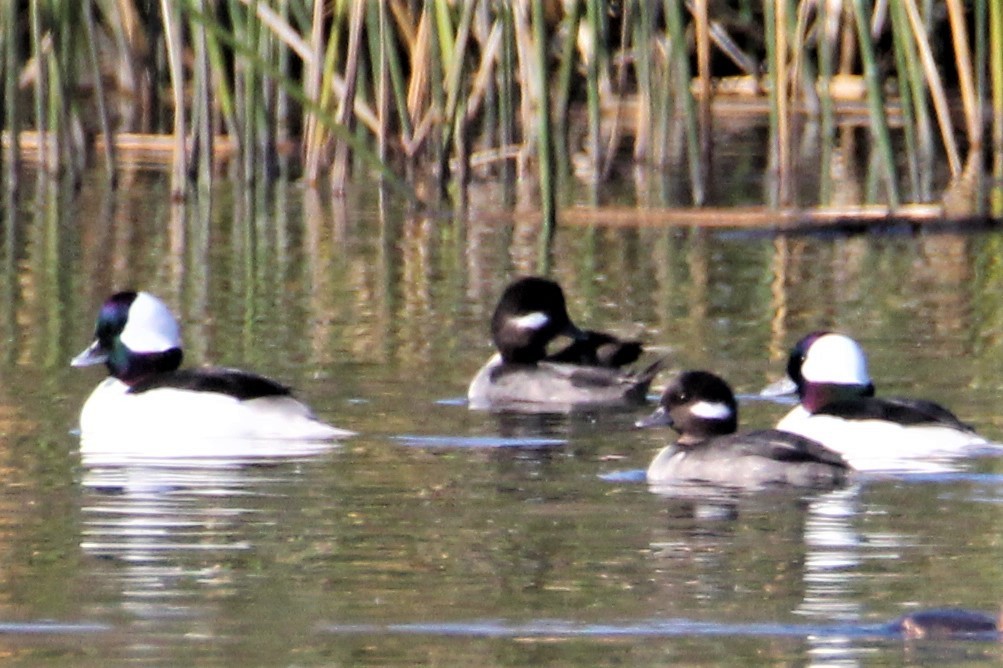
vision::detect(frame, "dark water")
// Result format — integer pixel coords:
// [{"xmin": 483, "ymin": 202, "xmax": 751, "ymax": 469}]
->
[{"xmin": 0, "ymin": 167, "xmax": 1002, "ymax": 664}]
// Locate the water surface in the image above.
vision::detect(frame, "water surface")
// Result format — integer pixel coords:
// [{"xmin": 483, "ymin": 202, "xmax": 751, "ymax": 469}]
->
[{"xmin": 0, "ymin": 167, "xmax": 1001, "ymax": 664}]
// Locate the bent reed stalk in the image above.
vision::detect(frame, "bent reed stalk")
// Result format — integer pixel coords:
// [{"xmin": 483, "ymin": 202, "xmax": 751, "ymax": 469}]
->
[{"xmin": 0, "ymin": 0, "xmax": 999, "ymax": 211}]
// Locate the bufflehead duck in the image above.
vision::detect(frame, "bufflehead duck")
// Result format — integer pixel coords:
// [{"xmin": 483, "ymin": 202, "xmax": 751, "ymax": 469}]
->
[
  {"xmin": 776, "ymin": 331, "xmax": 986, "ymax": 472},
  {"xmin": 71, "ymin": 291, "xmax": 353, "ymax": 449},
  {"xmin": 467, "ymin": 276, "xmax": 662, "ymax": 410},
  {"xmin": 638, "ymin": 370, "xmax": 848, "ymax": 489}
]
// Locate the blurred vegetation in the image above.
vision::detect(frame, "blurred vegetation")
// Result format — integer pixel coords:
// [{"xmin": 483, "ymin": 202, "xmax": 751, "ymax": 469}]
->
[{"xmin": 0, "ymin": 1, "xmax": 1000, "ymax": 213}]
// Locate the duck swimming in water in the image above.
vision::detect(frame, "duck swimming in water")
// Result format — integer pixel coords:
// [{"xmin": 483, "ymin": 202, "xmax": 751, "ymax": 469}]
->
[
  {"xmin": 774, "ymin": 331, "xmax": 986, "ymax": 472},
  {"xmin": 71, "ymin": 291, "xmax": 352, "ymax": 453},
  {"xmin": 639, "ymin": 370, "xmax": 849, "ymax": 490},
  {"xmin": 467, "ymin": 276, "xmax": 663, "ymax": 411}
]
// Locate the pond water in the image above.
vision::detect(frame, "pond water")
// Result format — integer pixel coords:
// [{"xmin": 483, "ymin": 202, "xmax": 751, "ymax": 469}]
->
[{"xmin": 1, "ymin": 162, "xmax": 1003, "ymax": 665}]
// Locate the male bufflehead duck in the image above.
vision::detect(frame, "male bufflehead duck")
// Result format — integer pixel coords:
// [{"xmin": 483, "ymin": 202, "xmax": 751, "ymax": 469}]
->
[
  {"xmin": 638, "ymin": 371, "xmax": 849, "ymax": 489},
  {"xmin": 71, "ymin": 291, "xmax": 353, "ymax": 449},
  {"xmin": 776, "ymin": 331, "xmax": 986, "ymax": 472},
  {"xmin": 467, "ymin": 276, "xmax": 662, "ymax": 410}
]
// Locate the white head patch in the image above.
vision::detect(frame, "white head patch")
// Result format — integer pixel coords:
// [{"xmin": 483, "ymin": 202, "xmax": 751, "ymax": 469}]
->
[
  {"xmin": 120, "ymin": 292, "xmax": 182, "ymax": 353},
  {"xmin": 802, "ymin": 333, "xmax": 871, "ymax": 384},
  {"xmin": 690, "ymin": 400, "xmax": 733, "ymax": 420},
  {"xmin": 511, "ymin": 311, "xmax": 549, "ymax": 331}
]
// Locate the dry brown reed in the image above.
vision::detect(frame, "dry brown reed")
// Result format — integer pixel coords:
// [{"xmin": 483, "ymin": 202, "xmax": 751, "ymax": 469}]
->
[{"xmin": 0, "ymin": 1, "xmax": 999, "ymax": 213}]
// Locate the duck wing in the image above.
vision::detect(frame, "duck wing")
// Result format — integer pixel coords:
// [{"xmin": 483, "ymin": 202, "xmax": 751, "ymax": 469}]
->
[
  {"xmin": 725, "ymin": 430, "xmax": 850, "ymax": 468},
  {"xmin": 478, "ymin": 356, "xmax": 663, "ymax": 407},
  {"xmin": 128, "ymin": 367, "xmax": 292, "ymax": 400},
  {"xmin": 548, "ymin": 330, "xmax": 643, "ymax": 368},
  {"xmin": 815, "ymin": 396, "xmax": 975, "ymax": 431},
  {"xmin": 543, "ymin": 356, "xmax": 664, "ymax": 390}
]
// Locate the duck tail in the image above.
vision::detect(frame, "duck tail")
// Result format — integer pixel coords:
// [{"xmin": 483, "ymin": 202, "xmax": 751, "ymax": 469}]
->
[
  {"xmin": 636, "ymin": 356, "xmax": 668, "ymax": 383},
  {"xmin": 626, "ymin": 356, "xmax": 668, "ymax": 404}
]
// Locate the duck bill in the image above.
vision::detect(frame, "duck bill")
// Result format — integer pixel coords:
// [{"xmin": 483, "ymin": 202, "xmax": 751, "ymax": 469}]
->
[
  {"xmin": 759, "ymin": 376, "xmax": 798, "ymax": 398},
  {"xmin": 635, "ymin": 406, "xmax": 672, "ymax": 429},
  {"xmin": 71, "ymin": 340, "xmax": 107, "ymax": 367}
]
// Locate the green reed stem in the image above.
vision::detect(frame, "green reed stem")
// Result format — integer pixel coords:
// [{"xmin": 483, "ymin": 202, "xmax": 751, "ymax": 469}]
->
[
  {"xmin": 663, "ymin": 0, "xmax": 703, "ymax": 203},
  {"xmin": 61, "ymin": 2, "xmax": 89, "ymax": 183},
  {"xmin": 601, "ymin": 2, "xmax": 631, "ymax": 186},
  {"xmin": 889, "ymin": 0, "xmax": 920, "ymax": 198},
  {"xmin": 789, "ymin": 0, "xmax": 816, "ymax": 111},
  {"xmin": 433, "ymin": 0, "xmax": 455, "ymax": 64},
  {"xmin": 975, "ymin": 0, "xmax": 989, "ymax": 210},
  {"xmin": 991, "ymin": 0, "xmax": 1003, "ymax": 205},
  {"xmin": 8, "ymin": 0, "xmax": 990, "ymax": 206},
  {"xmin": 815, "ymin": 0, "xmax": 835, "ymax": 204},
  {"xmin": 51, "ymin": 3, "xmax": 69, "ymax": 174},
  {"xmin": 302, "ymin": 0, "xmax": 325, "ymax": 182},
  {"xmin": 365, "ymin": 2, "xmax": 388, "ymax": 163},
  {"xmin": 258, "ymin": 6, "xmax": 279, "ymax": 181},
  {"xmin": 531, "ymin": 0, "xmax": 555, "ymax": 273},
  {"xmin": 764, "ymin": 0, "xmax": 782, "ymax": 205},
  {"xmin": 897, "ymin": 0, "xmax": 934, "ymax": 198},
  {"xmin": 975, "ymin": 0, "xmax": 987, "ymax": 128},
  {"xmin": 161, "ymin": 0, "xmax": 188, "ymax": 198},
  {"xmin": 424, "ymin": 0, "xmax": 448, "ymax": 186},
  {"xmin": 83, "ymin": 0, "xmax": 117, "ymax": 185},
  {"xmin": 473, "ymin": 1, "xmax": 495, "ymax": 160},
  {"xmin": 498, "ymin": 4, "xmax": 515, "ymax": 183},
  {"xmin": 584, "ymin": 0, "xmax": 604, "ymax": 187},
  {"xmin": 554, "ymin": 1, "xmax": 582, "ymax": 172},
  {"xmin": 692, "ymin": 0, "xmax": 711, "ymax": 175},
  {"xmin": 453, "ymin": 89, "xmax": 470, "ymax": 195},
  {"xmin": 252, "ymin": 2, "xmax": 276, "ymax": 183},
  {"xmin": 245, "ymin": 1, "xmax": 264, "ymax": 183},
  {"xmin": 442, "ymin": 0, "xmax": 477, "ymax": 159},
  {"xmin": 332, "ymin": 0, "xmax": 365, "ymax": 194},
  {"xmin": 227, "ymin": 0, "xmax": 253, "ymax": 183},
  {"xmin": 850, "ymin": 0, "xmax": 899, "ymax": 206},
  {"xmin": 191, "ymin": 0, "xmax": 213, "ymax": 185},
  {"xmin": 653, "ymin": 24, "xmax": 672, "ymax": 167},
  {"xmin": 902, "ymin": 0, "xmax": 961, "ymax": 177},
  {"xmin": 945, "ymin": 0, "xmax": 980, "ymax": 147},
  {"xmin": 633, "ymin": 0, "xmax": 653, "ymax": 161},
  {"xmin": 29, "ymin": 0, "xmax": 50, "ymax": 173},
  {"xmin": 202, "ymin": 6, "xmax": 239, "ymax": 144},
  {"xmin": 275, "ymin": 0, "xmax": 290, "ymax": 170},
  {"xmin": 321, "ymin": 2, "xmax": 346, "ymax": 116},
  {"xmin": 187, "ymin": 0, "xmax": 416, "ymax": 200},
  {"xmin": 381, "ymin": 3, "xmax": 413, "ymax": 145}
]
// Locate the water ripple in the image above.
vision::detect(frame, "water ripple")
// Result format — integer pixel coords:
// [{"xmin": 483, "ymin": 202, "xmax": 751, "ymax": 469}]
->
[
  {"xmin": 393, "ymin": 435, "xmax": 566, "ymax": 449},
  {"xmin": 0, "ymin": 622, "xmax": 110, "ymax": 634},
  {"xmin": 316, "ymin": 617, "xmax": 909, "ymax": 640}
]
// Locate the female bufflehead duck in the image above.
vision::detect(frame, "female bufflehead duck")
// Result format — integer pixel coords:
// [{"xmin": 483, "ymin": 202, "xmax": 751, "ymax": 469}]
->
[
  {"xmin": 776, "ymin": 331, "xmax": 986, "ymax": 472},
  {"xmin": 467, "ymin": 276, "xmax": 662, "ymax": 410},
  {"xmin": 71, "ymin": 291, "xmax": 353, "ymax": 449},
  {"xmin": 638, "ymin": 370, "xmax": 848, "ymax": 489}
]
